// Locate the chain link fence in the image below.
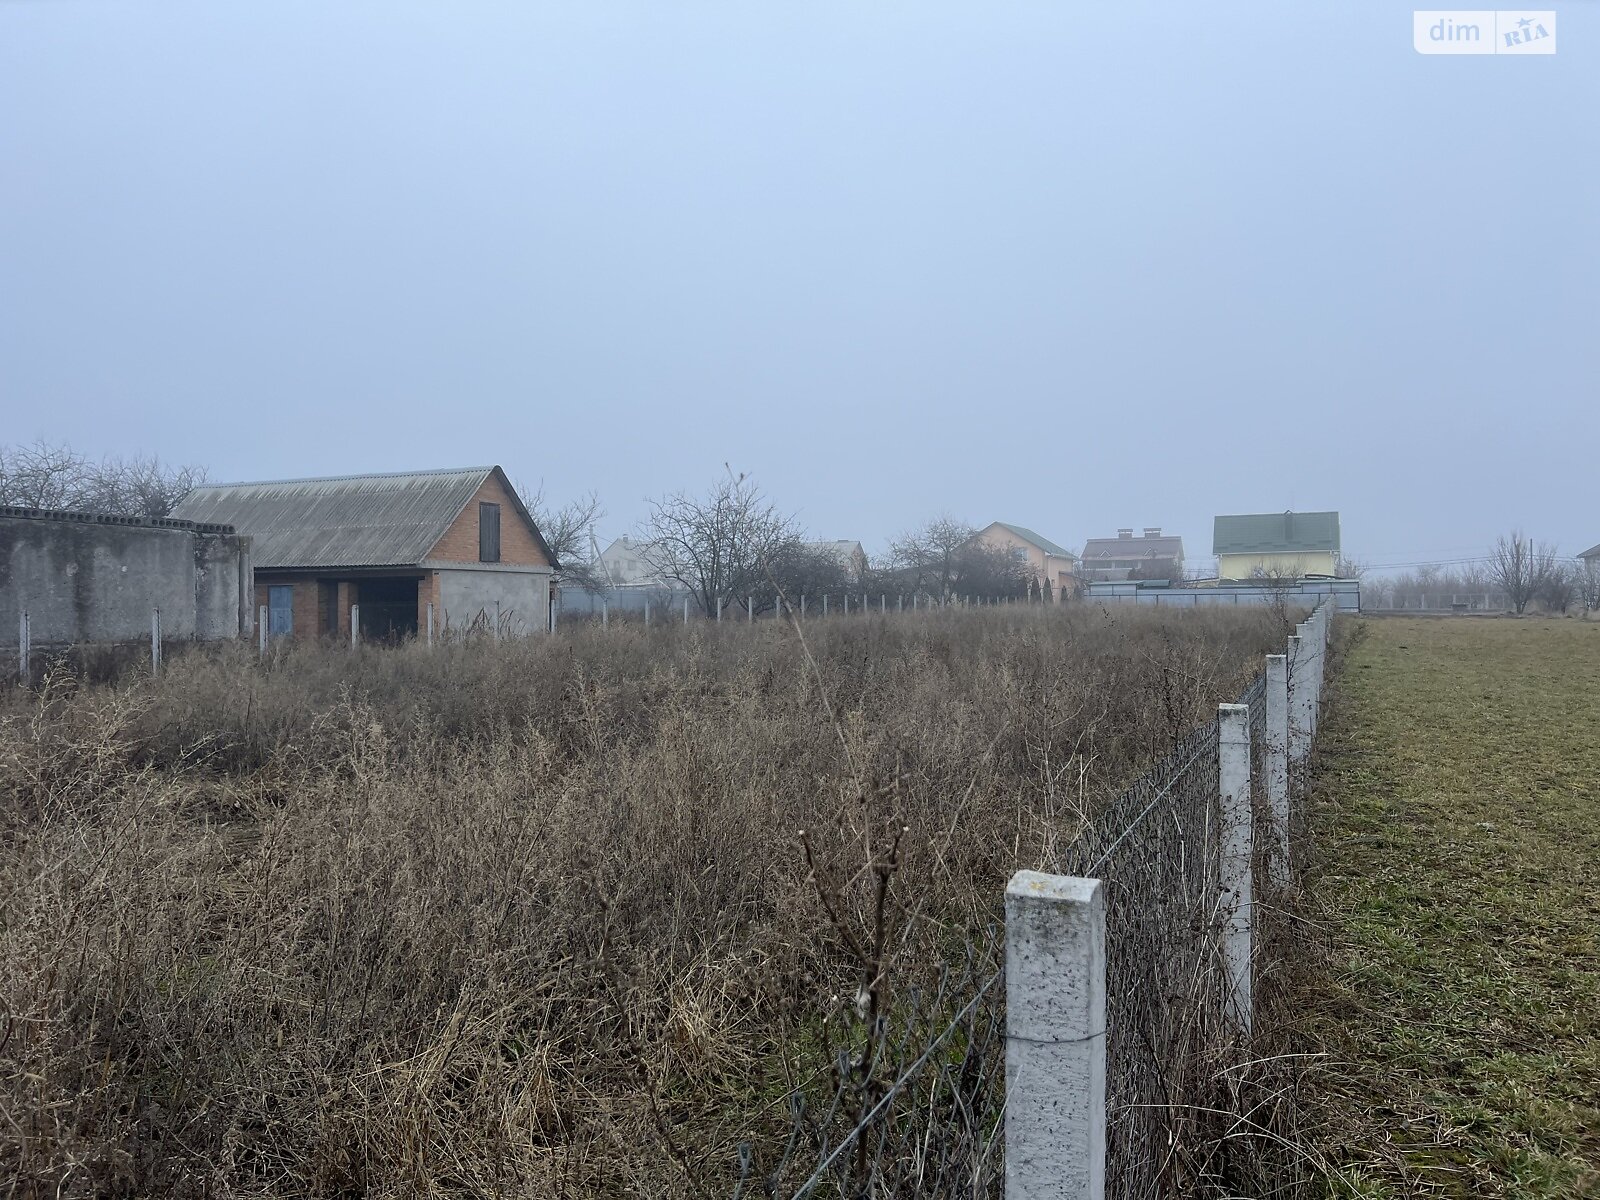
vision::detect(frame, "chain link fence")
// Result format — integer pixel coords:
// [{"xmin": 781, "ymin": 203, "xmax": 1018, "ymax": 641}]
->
[{"xmin": 730, "ymin": 647, "xmax": 1308, "ymax": 1198}]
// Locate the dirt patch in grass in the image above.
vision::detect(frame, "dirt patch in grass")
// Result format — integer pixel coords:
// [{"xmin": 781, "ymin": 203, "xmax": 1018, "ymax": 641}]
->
[{"xmin": 1302, "ymin": 617, "xmax": 1600, "ymax": 1198}]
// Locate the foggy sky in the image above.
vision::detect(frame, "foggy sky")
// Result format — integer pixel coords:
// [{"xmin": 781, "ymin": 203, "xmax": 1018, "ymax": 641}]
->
[{"xmin": 2, "ymin": 2, "xmax": 1595, "ymax": 569}]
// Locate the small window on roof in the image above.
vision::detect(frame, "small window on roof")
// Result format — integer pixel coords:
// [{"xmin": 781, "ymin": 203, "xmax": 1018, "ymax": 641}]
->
[{"xmin": 480, "ymin": 502, "xmax": 501, "ymax": 563}]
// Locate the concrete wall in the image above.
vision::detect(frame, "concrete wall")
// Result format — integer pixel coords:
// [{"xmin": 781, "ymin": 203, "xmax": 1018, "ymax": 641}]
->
[
  {"xmin": 2, "ymin": 508, "xmax": 251, "ymax": 645},
  {"xmin": 433, "ymin": 564, "xmax": 553, "ymax": 633},
  {"xmin": 1086, "ymin": 577, "xmax": 1361, "ymax": 611}
]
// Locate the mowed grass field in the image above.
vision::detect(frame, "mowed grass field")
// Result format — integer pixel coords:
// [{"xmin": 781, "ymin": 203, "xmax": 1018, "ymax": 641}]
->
[{"xmin": 1305, "ymin": 617, "xmax": 1600, "ymax": 1198}]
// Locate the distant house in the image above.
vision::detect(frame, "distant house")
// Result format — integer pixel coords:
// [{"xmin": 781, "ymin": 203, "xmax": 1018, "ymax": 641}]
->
[
  {"xmin": 808, "ymin": 539, "xmax": 867, "ymax": 582},
  {"xmin": 971, "ymin": 522, "xmax": 1079, "ymax": 598},
  {"xmin": 597, "ymin": 535, "xmax": 670, "ymax": 588},
  {"xmin": 171, "ymin": 466, "xmax": 557, "ymax": 639},
  {"xmin": 1580, "ymin": 543, "xmax": 1600, "ymax": 566},
  {"xmin": 1080, "ymin": 527, "xmax": 1185, "ymax": 582},
  {"xmin": 1213, "ymin": 511, "xmax": 1340, "ymax": 580}
]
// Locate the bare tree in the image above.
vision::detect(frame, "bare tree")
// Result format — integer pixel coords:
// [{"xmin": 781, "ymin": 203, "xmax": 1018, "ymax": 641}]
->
[
  {"xmin": 1248, "ymin": 562, "xmax": 1300, "ymax": 600},
  {"xmin": 1490, "ymin": 530, "xmax": 1560, "ymax": 614},
  {"xmin": 952, "ymin": 540, "xmax": 1034, "ymax": 599},
  {"xmin": 766, "ymin": 540, "xmax": 854, "ymax": 606},
  {"xmin": 1334, "ymin": 555, "xmax": 1367, "ymax": 580},
  {"xmin": 889, "ymin": 516, "xmax": 976, "ymax": 599},
  {"xmin": 516, "ymin": 481, "xmax": 604, "ymax": 589},
  {"xmin": 641, "ymin": 472, "xmax": 800, "ymax": 615},
  {"xmin": 1538, "ymin": 562, "xmax": 1576, "ymax": 614},
  {"xmin": 0, "ymin": 440, "xmax": 207, "ymax": 517},
  {"xmin": 1576, "ymin": 559, "xmax": 1600, "ymax": 613}
]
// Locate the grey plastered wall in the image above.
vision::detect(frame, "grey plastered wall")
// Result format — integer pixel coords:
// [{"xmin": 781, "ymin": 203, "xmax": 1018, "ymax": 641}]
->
[
  {"xmin": 434, "ymin": 565, "xmax": 552, "ymax": 634},
  {"xmin": 1, "ymin": 510, "xmax": 251, "ymax": 645}
]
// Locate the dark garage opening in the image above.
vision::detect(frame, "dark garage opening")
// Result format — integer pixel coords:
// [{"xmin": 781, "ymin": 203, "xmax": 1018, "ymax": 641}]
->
[{"xmin": 357, "ymin": 578, "xmax": 419, "ymax": 642}]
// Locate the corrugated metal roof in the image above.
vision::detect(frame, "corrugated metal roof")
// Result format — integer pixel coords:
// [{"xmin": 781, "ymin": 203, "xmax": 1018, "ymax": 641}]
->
[
  {"xmin": 1213, "ymin": 511, "xmax": 1340, "ymax": 556},
  {"xmin": 170, "ymin": 466, "xmax": 529, "ymax": 569},
  {"xmin": 991, "ymin": 523, "xmax": 1077, "ymax": 559},
  {"xmin": 1081, "ymin": 534, "xmax": 1185, "ymax": 560}
]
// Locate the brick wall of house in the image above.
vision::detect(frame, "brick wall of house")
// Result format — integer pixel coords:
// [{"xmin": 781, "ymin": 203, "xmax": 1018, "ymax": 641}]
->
[
  {"xmin": 428, "ymin": 474, "xmax": 551, "ymax": 567},
  {"xmin": 255, "ymin": 575, "xmax": 319, "ymax": 639},
  {"xmin": 417, "ymin": 571, "xmax": 440, "ymax": 636},
  {"xmin": 337, "ymin": 580, "xmax": 358, "ymax": 639}
]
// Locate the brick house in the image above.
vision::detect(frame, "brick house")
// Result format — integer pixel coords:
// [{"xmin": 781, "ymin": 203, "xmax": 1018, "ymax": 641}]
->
[{"xmin": 170, "ymin": 466, "xmax": 557, "ymax": 640}]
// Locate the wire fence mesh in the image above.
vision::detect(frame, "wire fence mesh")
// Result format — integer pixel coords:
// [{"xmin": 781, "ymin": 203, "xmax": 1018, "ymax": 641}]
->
[{"xmin": 733, "ymin": 664, "xmax": 1288, "ymax": 1199}]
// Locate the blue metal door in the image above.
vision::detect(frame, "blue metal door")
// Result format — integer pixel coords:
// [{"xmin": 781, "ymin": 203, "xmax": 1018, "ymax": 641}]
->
[{"xmin": 268, "ymin": 585, "xmax": 294, "ymax": 637}]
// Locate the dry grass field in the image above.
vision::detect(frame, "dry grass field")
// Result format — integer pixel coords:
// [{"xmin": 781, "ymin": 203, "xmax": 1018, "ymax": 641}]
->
[
  {"xmin": 0, "ymin": 606, "xmax": 1289, "ymax": 1198},
  {"xmin": 1304, "ymin": 617, "xmax": 1600, "ymax": 1198}
]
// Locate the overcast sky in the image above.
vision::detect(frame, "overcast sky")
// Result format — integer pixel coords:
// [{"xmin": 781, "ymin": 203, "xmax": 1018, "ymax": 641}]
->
[{"xmin": 2, "ymin": 2, "xmax": 1595, "ymax": 568}]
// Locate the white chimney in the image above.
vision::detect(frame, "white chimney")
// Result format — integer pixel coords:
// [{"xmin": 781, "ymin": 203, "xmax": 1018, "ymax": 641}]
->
[
  {"xmin": 1117, "ymin": 528, "xmax": 1133, "ymax": 539},
  {"xmin": 1144, "ymin": 527, "xmax": 1161, "ymax": 538}
]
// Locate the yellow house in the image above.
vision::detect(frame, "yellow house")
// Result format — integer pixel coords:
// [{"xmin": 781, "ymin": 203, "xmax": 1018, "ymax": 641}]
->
[
  {"xmin": 1213, "ymin": 511, "xmax": 1341, "ymax": 580},
  {"xmin": 971, "ymin": 522, "xmax": 1080, "ymax": 598}
]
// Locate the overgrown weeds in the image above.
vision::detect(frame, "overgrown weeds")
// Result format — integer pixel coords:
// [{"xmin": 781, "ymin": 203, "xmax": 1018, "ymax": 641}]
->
[{"xmin": 0, "ymin": 606, "xmax": 1287, "ymax": 1197}]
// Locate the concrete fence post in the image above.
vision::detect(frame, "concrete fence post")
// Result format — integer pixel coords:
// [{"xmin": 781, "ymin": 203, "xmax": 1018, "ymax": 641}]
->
[
  {"xmin": 800, "ymin": 594, "xmax": 806, "ymax": 619},
  {"xmin": 1218, "ymin": 702, "xmax": 1253, "ymax": 1035},
  {"xmin": 1296, "ymin": 621, "xmax": 1315, "ymax": 735},
  {"xmin": 748, "ymin": 596, "xmax": 753, "ymax": 623},
  {"xmin": 426, "ymin": 602, "xmax": 435, "ymax": 647},
  {"xmin": 19, "ymin": 609, "xmax": 31, "ymax": 686},
  {"xmin": 1005, "ymin": 870, "xmax": 1106, "ymax": 1200},
  {"xmin": 351, "ymin": 605, "xmax": 361, "ymax": 648},
  {"xmin": 881, "ymin": 593, "xmax": 886, "ymax": 614},
  {"xmin": 1313, "ymin": 607, "xmax": 1329, "ymax": 713},
  {"xmin": 601, "ymin": 598, "xmax": 608, "ymax": 629},
  {"xmin": 1287, "ymin": 633, "xmax": 1311, "ymax": 788},
  {"xmin": 823, "ymin": 594, "xmax": 829, "ymax": 617},
  {"xmin": 644, "ymin": 597, "xmax": 651, "ymax": 626},
  {"xmin": 898, "ymin": 594, "xmax": 903, "ymax": 612},
  {"xmin": 1264, "ymin": 654, "xmax": 1291, "ymax": 889},
  {"xmin": 683, "ymin": 596, "xmax": 689, "ymax": 625},
  {"xmin": 861, "ymin": 592, "xmax": 867, "ymax": 614},
  {"xmin": 151, "ymin": 608, "xmax": 162, "ymax": 676},
  {"xmin": 258, "ymin": 605, "xmax": 268, "ymax": 660}
]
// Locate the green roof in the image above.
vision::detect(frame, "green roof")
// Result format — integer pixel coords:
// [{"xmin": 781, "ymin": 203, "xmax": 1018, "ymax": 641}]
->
[
  {"xmin": 993, "ymin": 522, "xmax": 1076, "ymax": 559},
  {"xmin": 1213, "ymin": 511, "xmax": 1340, "ymax": 556}
]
